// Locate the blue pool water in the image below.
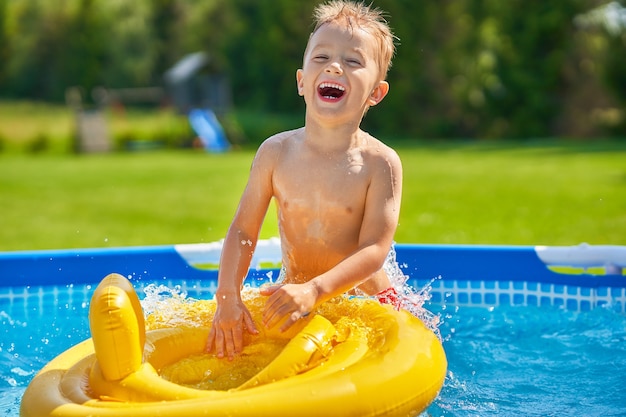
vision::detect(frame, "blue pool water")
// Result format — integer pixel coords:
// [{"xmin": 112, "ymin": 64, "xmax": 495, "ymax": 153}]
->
[
  {"xmin": 2, "ymin": 281, "xmax": 626, "ymax": 417},
  {"xmin": 432, "ymin": 304, "xmax": 626, "ymax": 416}
]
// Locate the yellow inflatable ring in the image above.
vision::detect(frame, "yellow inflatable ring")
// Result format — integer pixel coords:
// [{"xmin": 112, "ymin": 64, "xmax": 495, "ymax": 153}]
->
[{"xmin": 21, "ymin": 273, "xmax": 447, "ymax": 417}]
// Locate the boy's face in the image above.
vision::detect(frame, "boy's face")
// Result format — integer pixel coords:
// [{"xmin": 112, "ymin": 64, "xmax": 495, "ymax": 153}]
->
[{"xmin": 297, "ymin": 22, "xmax": 389, "ymax": 124}]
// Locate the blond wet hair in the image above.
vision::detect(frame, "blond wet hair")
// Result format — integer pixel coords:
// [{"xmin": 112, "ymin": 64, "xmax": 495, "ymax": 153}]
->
[{"xmin": 309, "ymin": 1, "xmax": 396, "ymax": 80}]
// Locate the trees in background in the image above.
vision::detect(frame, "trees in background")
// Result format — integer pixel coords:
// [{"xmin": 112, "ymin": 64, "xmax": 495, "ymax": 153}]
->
[
  {"xmin": 601, "ymin": 27, "xmax": 626, "ymax": 135},
  {"xmin": 0, "ymin": 0, "xmax": 624, "ymax": 139}
]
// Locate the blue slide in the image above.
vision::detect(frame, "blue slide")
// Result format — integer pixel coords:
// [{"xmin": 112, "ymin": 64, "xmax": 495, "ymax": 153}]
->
[{"xmin": 188, "ymin": 108, "xmax": 230, "ymax": 152}]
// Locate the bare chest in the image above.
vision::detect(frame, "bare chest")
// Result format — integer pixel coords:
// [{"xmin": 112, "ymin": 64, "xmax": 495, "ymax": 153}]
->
[{"xmin": 272, "ymin": 150, "xmax": 370, "ymax": 217}]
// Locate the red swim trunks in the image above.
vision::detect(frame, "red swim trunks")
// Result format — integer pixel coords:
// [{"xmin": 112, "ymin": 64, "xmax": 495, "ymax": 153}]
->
[{"xmin": 375, "ymin": 287, "xmax": 402, "ymax": 310}]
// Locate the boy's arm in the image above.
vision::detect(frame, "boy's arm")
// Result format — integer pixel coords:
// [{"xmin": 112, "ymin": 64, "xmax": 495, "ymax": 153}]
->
[
  {"xmin": 207, "ymin": 139, "xmax": 277, "ymax": 358},
  {"xmin": 263, "ymin": 148, "xmax": 403, "ymax": 330}
]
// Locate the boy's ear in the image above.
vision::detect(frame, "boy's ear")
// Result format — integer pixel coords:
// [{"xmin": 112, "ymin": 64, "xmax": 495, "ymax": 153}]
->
[
  {"xmin": 367, "ymin": 81, "xmax": 389, "ymax": 106},
  {"xmin": 296, "ymin": 69, "xmax": 304, "ymax": 96}
]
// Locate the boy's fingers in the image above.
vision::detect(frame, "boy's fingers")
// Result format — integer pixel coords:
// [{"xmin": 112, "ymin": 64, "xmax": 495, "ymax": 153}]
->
[
  {"xmin": 279, "ymin": 313, "xmax": 298, "ymax": 332},
  {"xmin": 233, "ymin": 329, "xmax": 243, "ymax": 356},
  {"xmin": 280, "ymin": 311, "xmax": 307, "ymax": 332},
  {"xmin": 244, "ymin": 312, "xmax": 259, "ymax": 335},
  {"xmin": 259, "ymin": 284, "xmax": 282, "ymax": 296},
  {"xmin": 214, "ymin": 328, "xmax": 225, "ymax": 358},
  {"xmin": 206, "ymin": 328, "xmax": 215, "ymax": 352},
  {"xmin": 225, "ymin": 328, "xmax": 241, "ymax": 360},
  {"xmin": 262, "ymin": 302, "xmax": 287, "ymax": 328}
]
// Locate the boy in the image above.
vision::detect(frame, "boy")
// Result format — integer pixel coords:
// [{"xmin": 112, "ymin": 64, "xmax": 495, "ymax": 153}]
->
[{"xmin": 207, "ymin": 0, "xmax": 402, "ymax": 359}]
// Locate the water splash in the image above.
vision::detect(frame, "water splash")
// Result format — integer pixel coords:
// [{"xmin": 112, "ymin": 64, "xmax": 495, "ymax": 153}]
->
[
  {"xmin": 141, "ymin": 284, "xmax": 189, "ymax": 313},
  {"xmin": 383, "ymin": 246, "xmax": 442, "ymax": 339},
  {"xmin": 140, "ymin": 246, "xmax": 442, "ymax": 337},
  {"xmin": 141, "ymin": 284, "xmax": 208, "ymax": 329}
]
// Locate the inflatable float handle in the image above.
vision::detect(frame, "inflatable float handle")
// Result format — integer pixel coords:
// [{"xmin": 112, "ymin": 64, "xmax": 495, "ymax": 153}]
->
[
  {"xmin": 238, "ymin": 315, "xmax": 336, "ymax": 389},
  {"xmin": 89, "ymin": 273, "xmax": 146, "ymax": 381}
]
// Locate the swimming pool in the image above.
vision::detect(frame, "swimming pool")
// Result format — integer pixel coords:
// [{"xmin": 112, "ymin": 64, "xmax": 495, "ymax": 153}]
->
[{"xmin": 2, "ymin": 241, "xmax": 625, "ymax": 416}]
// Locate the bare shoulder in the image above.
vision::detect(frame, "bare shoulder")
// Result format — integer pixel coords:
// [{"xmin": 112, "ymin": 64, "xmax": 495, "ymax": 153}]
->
[
  {"xmin": 362, "ymin": 133, "xmax": 402, "ymax": 171},
  {"xmin": 253, "ymin": 128, "xmax": 304, "ymax": 166},
  {"xmin": 259, "ymin": 128, "xmax": 304, "ymax": 153}
]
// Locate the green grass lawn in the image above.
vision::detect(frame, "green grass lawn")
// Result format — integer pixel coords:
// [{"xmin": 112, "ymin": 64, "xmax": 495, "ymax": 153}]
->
[{"xmin": 1, "ymin": 141, "xmax": 624, "ymax": 251}]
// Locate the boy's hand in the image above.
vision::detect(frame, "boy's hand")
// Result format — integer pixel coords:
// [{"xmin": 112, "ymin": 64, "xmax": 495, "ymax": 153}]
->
[
  {"xmin": 207, "ymin": 296, "xmax": 258, "ymax": 360},
  {"xmin": 261, "ymin": 282, "xmax": 318, "ymax": 332}
]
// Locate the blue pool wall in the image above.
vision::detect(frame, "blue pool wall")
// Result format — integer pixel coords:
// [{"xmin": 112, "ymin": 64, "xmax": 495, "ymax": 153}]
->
[{"xmin": 1, "ymin": 241, "xmax": 625, "ymax": 312}]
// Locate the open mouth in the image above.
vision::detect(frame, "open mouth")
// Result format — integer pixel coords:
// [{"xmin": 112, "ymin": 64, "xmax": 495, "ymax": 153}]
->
[{"xmin": 318, "ymin": 82, "xmax": 345, "ymax": 100}]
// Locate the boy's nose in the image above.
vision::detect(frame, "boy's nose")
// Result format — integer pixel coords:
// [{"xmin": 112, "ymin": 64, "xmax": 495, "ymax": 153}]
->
[{"xmin": 325, "ymin": 62, "xmax": 343, "ymax": 75}]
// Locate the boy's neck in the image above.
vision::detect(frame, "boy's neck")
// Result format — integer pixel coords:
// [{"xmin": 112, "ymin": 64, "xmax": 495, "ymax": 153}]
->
[{"xmin": 303, "ymin": 117, "xmax": 365, "ymax": 152}]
